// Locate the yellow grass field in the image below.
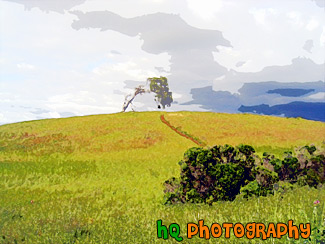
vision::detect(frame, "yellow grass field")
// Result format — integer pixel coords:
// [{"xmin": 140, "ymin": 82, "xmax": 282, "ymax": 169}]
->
[{"xmin": 0, "ymin": 111, "xmax": 324, "ymax": 243}]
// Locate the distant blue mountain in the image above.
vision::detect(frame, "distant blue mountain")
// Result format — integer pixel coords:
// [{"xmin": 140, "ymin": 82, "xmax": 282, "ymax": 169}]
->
[
  {"xmin": 267, "ymin": 88, "xmax": 315, "ymax": 97},
  {"xmin": 238, "ymin": 102, "xmax": 325, "ymax": 122}
]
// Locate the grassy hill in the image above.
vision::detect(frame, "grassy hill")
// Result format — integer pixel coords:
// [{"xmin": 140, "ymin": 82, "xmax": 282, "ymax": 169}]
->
[{"xmin": 0, "ymin": 111, "xmax": 324, "ymax": 243}]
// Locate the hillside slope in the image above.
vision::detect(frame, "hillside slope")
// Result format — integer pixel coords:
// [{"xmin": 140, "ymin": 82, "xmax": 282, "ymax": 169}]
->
[
  {"xmin": 0, "ymin": 111, "xmax": 324, "ymax": 158},
  {"xmin": 0, "ymin": 112, "xmax": 324, "ymax": 243}
]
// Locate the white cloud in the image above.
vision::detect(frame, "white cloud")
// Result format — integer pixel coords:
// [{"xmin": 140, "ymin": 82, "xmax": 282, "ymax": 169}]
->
[
  {"xmin": 286, "ymin": 11, "xmax": 304, "ymax": 29},
  {"xmin": 46, "ymin": 111, "xmax": 61, "ymax": 118},
  {"xmin": 172, "ymin": 92, "xmax": 183, "ymax": 99},
  {"xmin": 263, "ymin": 50, "xmax": 275, "ymax": 58},
  {"xmin": 212, "ymin": 1, "xmax": 325, "ymax": 72},
  {"xmin": 320, "ymin": 27, "xmax": 325, "ymax": 47},
  {"xmin": 93, "ymin": 61, "xmax": 157, "ymax": 80},
  {"xmin": 46, "ymin": 91, "xmax": 122, "ymax": 115},
  {"xmin": 0, "ymin": 113, "xmax": 5, "ymax": 122},
  {"xmin": 307, "ymin": 92, "xmax": 325, "ymax": 100},
  {"xmin": 249, "ymin": 8, "xmax": 278, "ymax": 26},
  {"xmin": 92, "ymin": 51, "xmax": 171, "ymax": 81},
  {"xmin": 141, "ymin": 0, "xmax": 165, "ymax": 3},
  {"xmin": 71, "ymin": 0, "xmax": 183, "ymax": 18},
  {"xmin": 48, "ymin": 91, "xmax": 95, "ymax": 104},
  {"xmin": 17, "ymin": 62, "xmax": 35, "ymax": 70},
  {"xmin": 250, "ymin": 9, "xmax": 266, "ymax": 25},
  {"xmin": 1, "ymin": 0, "xmax": 324, "ymax": 123},
  {"xmin": 187, "ymin": 0, "xmax": 223, "ymax": 20},
  {"xmin": 306, "ymin": 18, "xmax": 319, "ymax": 31}
]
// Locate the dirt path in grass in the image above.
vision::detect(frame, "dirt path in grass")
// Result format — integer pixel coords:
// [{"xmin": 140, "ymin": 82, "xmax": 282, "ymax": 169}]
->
[{"xmin": 160, "ymin": 114, "xmax": 206, "ymax": 147}]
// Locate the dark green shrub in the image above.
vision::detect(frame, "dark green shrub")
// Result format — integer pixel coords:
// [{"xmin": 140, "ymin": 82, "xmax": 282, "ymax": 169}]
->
[
  {"xmin": 163, "ymin": 143, "xmax": 325, "ymax": 205},
  {"xmin": 164, "ymin": 144, "xmax": 257, "ymax": 205},
  {"xmin": 240, "ymin": 180, "xmax": 260, "ymax": 199},
  {"xmin": 265, "ymin": 146, "xmax": 324, "ymax": 188},
  {"xmin": 295, "ymin": 145, "xmax": 325, "ymax": 188},
  {"xmin": 255, "ymin": 166, "xmax": 279, "ymax": 194},
  {"xmin": 304, "ymin": 145, "xmax": 317, "ymax": 155},
  {"xmin": 277, "ymin": 152, "xmax": 300, "ymax": 182},
  {"xmin": 163, "ymin": 177, "xmax": 183, "ymax": 204},
  {"xmin": 240, "ymin": 167, "xmax": 278, "ymax": 199},
  {"xmin": 302, "ymin": 155, "xmax": 325, "ymax": 188}
]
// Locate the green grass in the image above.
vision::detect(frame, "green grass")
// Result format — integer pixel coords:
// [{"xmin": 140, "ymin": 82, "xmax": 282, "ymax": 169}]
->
[{"xmin": 0, "ymin": 111, "xmax": 324, "ymax": 243}]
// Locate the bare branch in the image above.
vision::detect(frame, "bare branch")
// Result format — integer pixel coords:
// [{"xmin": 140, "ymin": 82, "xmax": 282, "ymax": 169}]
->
[{"xmin": 122, "ymin": 85, "xmax": 149, "ymax": 112}]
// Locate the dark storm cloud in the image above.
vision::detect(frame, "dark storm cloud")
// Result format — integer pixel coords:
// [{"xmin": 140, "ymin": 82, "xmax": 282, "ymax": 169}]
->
[
  {"xmin": 186, "ymin": 81, "xmax": 325, "ymax": 121},
  {"xmin": 184, "ymin": 56, "xmax": 324, "ymax": 121},
  {"xmin": 238, "ymin": 80, "xmax": 324, "ymax": 105},
  {"xmin": 239, "ymin": 102, "xmax": 325, "ymax": 122},
  {"xmin": 185, "ymin": 81, "xmax": 324, "ymax": 111},
  {"xmin": 182, "ymin": 86, "xmax": 241, "ymax": 113},
  {"xmin": 70, "ymin": 11, "xmax": 231, "ymax": 94},
  {"xmin": 220, "ymin": 57, "xmax": 324, "ymax": 91},
  {"xmin": 71, "ymin": 11, "xmax": 231, "ymax": 53},
  {"xmin": 2, "ymin": 0, "xmax": 86, "ymax": 13},
  {"xmin": 217, "ymin": 58, "xmax": 324, "ymax": 107}
]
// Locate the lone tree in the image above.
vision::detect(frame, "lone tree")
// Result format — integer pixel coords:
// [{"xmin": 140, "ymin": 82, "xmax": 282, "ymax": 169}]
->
[{"xmin": 122, "ymin": 76, "xmax": 173, "ymax": 112}]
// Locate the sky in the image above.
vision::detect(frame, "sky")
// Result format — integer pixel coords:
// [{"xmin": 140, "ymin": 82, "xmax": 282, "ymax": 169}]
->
[{"xmin": 0, "ymin": 0, "xmax": 324, "ymax": 124}]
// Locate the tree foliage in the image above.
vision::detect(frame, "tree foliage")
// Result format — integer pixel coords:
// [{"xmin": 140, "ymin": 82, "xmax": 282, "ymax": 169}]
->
[
  {"xmin": 148, "ymin": 76, "xmax": 173, "ymax": 109},
  {"xmin": 122, "ymin": 76, "xmax": 173, "ymax": 112}
]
